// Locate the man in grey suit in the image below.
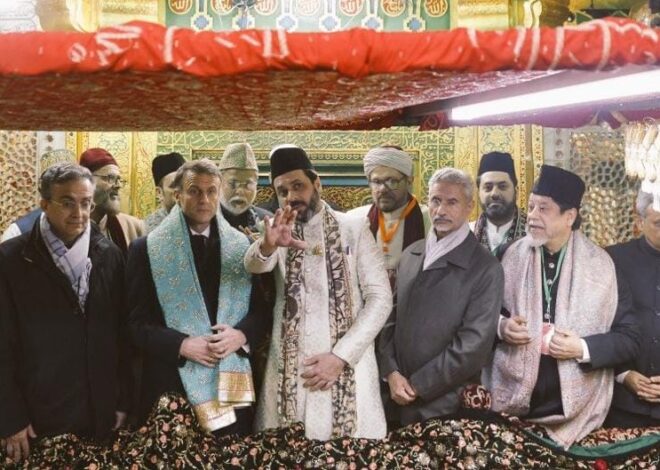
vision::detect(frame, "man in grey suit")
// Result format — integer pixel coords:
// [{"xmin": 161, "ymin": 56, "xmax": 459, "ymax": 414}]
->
[{"xmin": 378, "ymin": 168, "xmax": 504, "ymax": 426}]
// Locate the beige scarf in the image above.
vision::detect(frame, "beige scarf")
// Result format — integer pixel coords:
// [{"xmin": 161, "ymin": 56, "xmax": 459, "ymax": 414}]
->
[
  {"xmin": 485, "ymin": 231, "xmax": 617, "ymax": 449},
  {"xmin": 277, "ymin": 206, "xmax": 357, "ymax": 437}
]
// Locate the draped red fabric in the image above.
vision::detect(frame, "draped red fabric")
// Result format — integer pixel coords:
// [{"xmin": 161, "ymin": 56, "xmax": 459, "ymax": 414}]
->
[{"xmin": 0, "ymin": 18, "xmax": 657, "ymax": 130}]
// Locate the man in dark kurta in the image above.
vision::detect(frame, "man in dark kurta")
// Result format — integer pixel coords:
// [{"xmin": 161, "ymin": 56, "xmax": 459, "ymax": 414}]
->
[
  {"xmin": 471, "ymin": 151, "xmax": 526, "ymax": 256},
  {"xmin": 378, "ymin": 168, "xmax": 503, "ymax": 426},
  {"xmin": 217, "ymin": 142, "xmax": 273, "ymax": 396},
  {"xmin": 0, "ymin": 163, "xmax": 130, "ymax": 462},
  {"xmin": 127, "ymin": 159, "xmax": 267, "ymax": 437},
  {"xmin": 605, "ymin": 190, "xmax": 660, "ymax": 428},
  {"xmin": 486, "ymin": 165, "xmax": 639, "ymax": 448}
]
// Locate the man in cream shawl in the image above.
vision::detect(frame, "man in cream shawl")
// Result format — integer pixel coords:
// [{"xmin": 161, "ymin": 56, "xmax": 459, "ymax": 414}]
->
[
  {"xmin": 244, "ymin": 145, "xmax": 392, "ymax": 440},
  {"xmin": 484, "ymin": 165, "xmax": 640, "ymax": 449}
]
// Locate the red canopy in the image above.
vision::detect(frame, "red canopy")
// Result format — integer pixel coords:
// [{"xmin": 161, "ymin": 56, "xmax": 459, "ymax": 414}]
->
[{"xmin": 0, "ymin": 18, "xmax": 658, "ymax": 131}]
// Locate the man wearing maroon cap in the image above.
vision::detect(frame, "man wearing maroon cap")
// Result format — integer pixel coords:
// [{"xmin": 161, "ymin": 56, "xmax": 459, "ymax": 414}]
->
[{"xmin": 79, "ymin": 148, "xmax": 145, "ymax": 255}]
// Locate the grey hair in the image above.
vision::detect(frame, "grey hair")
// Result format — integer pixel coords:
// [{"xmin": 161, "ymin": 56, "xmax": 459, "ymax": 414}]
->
[
  {"xmin": 39, "ymin": 162, "xmax": 94, "ymax": 200},
  {"xmin": 636, "ymin": 190, "xmax": 654, "ymax": 218},
  {"xmin": 171, "ymin": 158, "xmax": 220, "ymax": 190},
  {"xmin": 428, "ymin": 167, "xmax": 475, "ymax": 201}
]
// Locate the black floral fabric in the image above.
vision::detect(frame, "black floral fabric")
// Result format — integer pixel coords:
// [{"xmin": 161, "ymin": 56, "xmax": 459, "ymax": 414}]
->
[{"xmin": 2, "ymin": 393, "xmax": 659, "ymax": 469}]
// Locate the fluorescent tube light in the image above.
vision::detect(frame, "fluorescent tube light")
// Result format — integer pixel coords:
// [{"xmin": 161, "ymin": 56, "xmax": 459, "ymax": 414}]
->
[{"xmin": 450, "ymin": 68, "xmax": 660, "ymax": 121}]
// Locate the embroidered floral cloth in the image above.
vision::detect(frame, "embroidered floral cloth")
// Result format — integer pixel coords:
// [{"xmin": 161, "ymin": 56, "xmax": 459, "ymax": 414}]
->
[{"xmin": 2, "ymin": 392, "xmax": 659, "ymax": 469}]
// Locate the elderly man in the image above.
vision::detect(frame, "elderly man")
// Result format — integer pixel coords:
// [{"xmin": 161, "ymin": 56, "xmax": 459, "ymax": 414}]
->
[
  {"xmin": 378, "ymin": 168, "xmax": 503, "ymax": 426},
  {"xmin": 244, "ymin": 145, "xmax": 392, "ymax": 440},
  {"xmin": 348, "ymin": 146, "xmax": 431, "ymax": 286},
  {"xmin": 485, "ymin": 165, "xmax": 639, "ymax": 448},
  {"xmin": 0, "ymin": 162, "xmax": 130, "ymax": 462},
  {"xmin": 128, "ymin": 159, "xmax": 267, "ymax": 436},
  {"xmin": 144, "ymin": 152, "xmax": 186, "ymax": 233},
  {"xmin": 218, "ymin": 143, "xmax": 274, "ymax": 396},
  {"xmin": 605, "ymin": 190, "xmax": 660, "ymax": 428},
  {"xmin": 79, "ymin": 148, "xmax": 145, "ymax": 255},
  {"xmin": 218, "ymin": 143, "xmax": 271, "ymax": 234},
  {"xmin": 471, "ymin": 151, "xmax": 526, "ymax": 255}
]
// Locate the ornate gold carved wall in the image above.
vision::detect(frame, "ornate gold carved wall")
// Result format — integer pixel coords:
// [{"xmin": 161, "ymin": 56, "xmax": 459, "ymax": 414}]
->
[
  {"xmin": 568, "ymin": 128, "xmax": 638, "ymax": 246},
  {"xmin": 0, "ymin": 132, "xmax": 38, "ymax": 231},
  {"xmin": 156, "ymin": 126, "xmax": 543, "ymax": 217}
]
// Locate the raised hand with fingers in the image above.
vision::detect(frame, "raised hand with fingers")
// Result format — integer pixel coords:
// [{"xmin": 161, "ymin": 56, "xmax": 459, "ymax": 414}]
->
[{"xmin": 260, "ymin": 206, "xmax": 307, "ymax": 256}]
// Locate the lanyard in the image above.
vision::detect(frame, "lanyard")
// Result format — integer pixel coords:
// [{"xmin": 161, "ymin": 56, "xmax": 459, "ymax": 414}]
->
[{"xmin": 540, "ymin": 245, "xmax": 567, "ymax": 322}]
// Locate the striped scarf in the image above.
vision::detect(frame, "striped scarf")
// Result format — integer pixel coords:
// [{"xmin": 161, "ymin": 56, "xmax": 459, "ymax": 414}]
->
[{"xmin": 40, "ymin": 213, "xmax": 92, "ymax": 310}]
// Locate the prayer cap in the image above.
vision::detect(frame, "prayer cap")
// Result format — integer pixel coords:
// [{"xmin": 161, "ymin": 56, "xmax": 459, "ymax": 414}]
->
[
  {"xmin": 79, "ymin": 148, "xmax": 118, "ymax": 173},
  {"xmin": 269, "ymin": 145, "xmax": 314, "ymax": 181},
  {"xmin": 219, "ymin": 143, "xmax": 258, "ymax": 172},
  {"xmin": 151, "ymin": 152, "xmax": 185, "ymax": 186},
  {"xmin": 478, "ymin": 151, "xmax": 518, "ymax": 187},
  {"xmin": 532, "ymin": 164, "xmax": 586, "ymax": 209},
  {"xmin": 363, "ymin": 146, "xmax": 413, "ymax": 178}
]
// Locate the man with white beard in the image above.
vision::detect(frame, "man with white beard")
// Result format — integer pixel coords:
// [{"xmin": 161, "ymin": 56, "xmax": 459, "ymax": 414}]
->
[
  {"xmin": 218, "ymin": 143, "xmax": 271, "ymax": 235},
  {"xmin": 484, "ymin": 165, "xmax": 639, "ymax": 449}
]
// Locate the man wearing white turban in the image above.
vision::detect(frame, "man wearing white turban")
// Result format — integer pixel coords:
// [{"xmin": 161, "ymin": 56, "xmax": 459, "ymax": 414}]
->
[{"xmin": 348, "ymin": 145, "xmax": 431, "ymax": 287}]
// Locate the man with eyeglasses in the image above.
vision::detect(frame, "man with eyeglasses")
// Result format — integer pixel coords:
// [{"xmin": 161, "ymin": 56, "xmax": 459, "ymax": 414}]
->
[
  {"xmin": 144, "ymin": 152, "xmax": 186, "ymax": 233},
  {"xmin": 2, "ymin": 149, "xmax": 76, "ymax": 243},
  {"xmin": 127, "ymin": 159, "xmax": 267, "ymax": 437},
  {"xmin": 79, "ymin": 148, "xmax": 145, "ymax": 256},
  {"xmin": 0, "ymin": 162, "xmax": 131, "ymax": 463},
  {"xmin": 471, "ymin": 152, "xmax": 527, "ymax": 256},
  {"xmin": 348, "ymin": 146, "xmax": 431, "ymax": 288}
]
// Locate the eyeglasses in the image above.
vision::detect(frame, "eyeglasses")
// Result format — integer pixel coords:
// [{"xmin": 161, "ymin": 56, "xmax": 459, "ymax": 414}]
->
[
  {"xmin": 226, "ymin": 180, "xmax": 257, "ymax": 191},
  {"xmin": 49, "ymin": 199, "xmax": 96, "ymax": 212},
  {"xmin": 93, "ymin": 174, "xmax": 126, "ymax": 187},
  {"xmin": 368, "ymin": 177, "xmax": 407, "ymax": 191}
]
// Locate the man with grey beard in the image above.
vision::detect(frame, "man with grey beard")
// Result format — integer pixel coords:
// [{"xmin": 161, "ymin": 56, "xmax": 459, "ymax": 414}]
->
[
  {"xmin": 79, "ymin": 148, "xmax": 145, "ymax": 256},
  {"xmin": 484, "ymin": 165, "xmax": 639, "ymax": 448},
  {"xmin": 244, "ymin": 144, "xmax": 392, "ymax": 440},
  {"xmin": 471, "ymin": 152, "xmax": 526, "ymax": 256}
]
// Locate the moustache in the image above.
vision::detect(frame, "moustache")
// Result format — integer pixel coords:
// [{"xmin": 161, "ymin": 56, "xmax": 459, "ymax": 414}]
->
[
  {"xmin": 433, "ymin": 217, "xmax": 452, "ymax": 224},
  {"xmin": 230, "ymin": 197, "xmax": 248, "ymax": 205}
]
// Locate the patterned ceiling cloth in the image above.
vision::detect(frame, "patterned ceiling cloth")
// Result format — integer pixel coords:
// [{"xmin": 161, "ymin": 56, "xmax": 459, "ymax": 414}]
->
[{"xmin": 0, "ymin": 18, "xmax": 658, "ymax": 131}]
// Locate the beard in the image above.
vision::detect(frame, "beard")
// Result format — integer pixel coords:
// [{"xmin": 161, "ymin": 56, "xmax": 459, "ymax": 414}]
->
[
  {"xmin": 523, "ymin": 232, "xmax": 547, "ymax": 248},
  {"xmin": 95, "ymin": 189, "xmax": 121, "ymax": 216},
  {"xmin": 481, "ymin": 198, "xmax": 515, "ymax": 224},
  {"xmin": 220, "ymin": 196, "xmax": 250, "ymax": 216},
  {"xmin": 292, "ymin": 190, "xmax": 321, "ymax": 223}
]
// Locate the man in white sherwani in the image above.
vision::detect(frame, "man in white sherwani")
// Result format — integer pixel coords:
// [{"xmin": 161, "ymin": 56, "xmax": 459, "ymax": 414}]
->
[{"xmin": 244, "ymin": 145, "xmax": 392, "ymax": 440}]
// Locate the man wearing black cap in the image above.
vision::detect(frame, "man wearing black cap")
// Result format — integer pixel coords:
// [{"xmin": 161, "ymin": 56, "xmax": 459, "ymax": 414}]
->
[
  {"xmin": 244, "ymin": 144, "xmax": 392, "ymax": 440},
  {"xmin": 471, "ymin": 151, "xmax": 526, "ymax": 255},
  {"xmin": 484, "ymin": 165, "xmax": 639, "ymax": 448},
  {"xmin": 144, "ymin": 152, "xmax": 186, "ymax": 233}
]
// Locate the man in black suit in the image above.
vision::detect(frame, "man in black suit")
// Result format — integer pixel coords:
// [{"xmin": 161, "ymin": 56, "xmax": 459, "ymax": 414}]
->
[
  {"xmin": 605, "ymin": 189, "xmax": 660, "ymax": 428},
  {"xmin": 127, "ymin": 159, "xmax": 267, "ymax": 436}
]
